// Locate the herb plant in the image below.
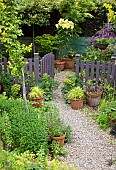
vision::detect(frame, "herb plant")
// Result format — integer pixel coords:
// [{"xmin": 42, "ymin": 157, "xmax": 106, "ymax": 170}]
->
[{"xmin": 38, "ymin": 73, "xmax": 58, "ymax": 101}]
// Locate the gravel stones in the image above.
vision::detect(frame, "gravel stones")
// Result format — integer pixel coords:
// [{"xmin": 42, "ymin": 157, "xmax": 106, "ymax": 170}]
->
[{"xmin": 52, "ymin": 70, "xmax": 116, "ymax": 170}]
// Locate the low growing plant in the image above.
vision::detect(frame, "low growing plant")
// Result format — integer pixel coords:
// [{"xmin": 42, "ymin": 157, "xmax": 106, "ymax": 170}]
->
[
  {"xmin": 96, "ymin": 99, "xmax": 116, "ymax": 130},
  {"xmin": 61, "ymin": 74, "xmax": 83, "ymax": 104},
  {"xmin": 38, "ymin": 73, "xmax": 58, "ymax": 101}
]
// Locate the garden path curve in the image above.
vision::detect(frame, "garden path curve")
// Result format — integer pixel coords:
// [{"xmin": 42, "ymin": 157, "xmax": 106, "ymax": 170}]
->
[{"xmin": 52, "ymin": 70, "xmax": 116, "ymax": 170}]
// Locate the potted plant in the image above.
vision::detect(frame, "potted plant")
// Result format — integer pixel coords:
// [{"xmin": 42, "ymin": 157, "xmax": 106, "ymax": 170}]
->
[
  {"xmin": 62, "ymin": 50, "xmax": 76, "ymax": 69},
  {"xmin": 84, "ymin": 82, "xmax": 103, "ymax": 107},
  {"xmin": 55, "ymin": 18, "xmax": 75, "ymax": 71},
  {"xmin": 68, "ymin": 86, "xmax": 85, "ymax": 110},
  {"xmin": 29, "ymin": 86, "xmax": 44, "ymax": 107},
  {"xmin": 48, "ymin": 118, "xmax": 67, "ymax": 147}
]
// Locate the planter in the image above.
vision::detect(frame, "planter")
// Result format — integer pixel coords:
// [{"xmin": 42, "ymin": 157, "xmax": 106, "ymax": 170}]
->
[
  {"xmin": 54, "ymin": 60, "xmax": 65, "ymax": 71},
  {"xmin": 85, "ymin": 90, "xmax": 103, "ymax": 107},
  {"xmin": 109, "ymin": 115, "xmax": 116, "ymax": 126},
  {"xmin": 51, "ymin": 132, "xmax": 66, "ymax": 147},
  {"xmin": 62, "ymin": 58, "xmax": 74, "ymax": 69},
  {"xmin": 94, "ymin": 43, "xmax": 108, "ymax": 50},
  {"xmin": 70, "ymin": 99, "xmax": 83, "ymax": 110},
  {"xmin": 31, "ymin": 97, "xmax": 44, "ymax": 108}
]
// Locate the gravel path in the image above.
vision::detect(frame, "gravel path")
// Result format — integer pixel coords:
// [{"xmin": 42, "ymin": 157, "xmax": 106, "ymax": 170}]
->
[{"xmin": 52, "ymin": 70, "xmax": 116, "ymax": 170}]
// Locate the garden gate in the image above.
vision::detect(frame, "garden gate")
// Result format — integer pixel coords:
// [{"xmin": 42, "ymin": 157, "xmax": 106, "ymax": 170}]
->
[{"xmin": 0, "ymin": 53, "xmax": 55, "ymax": 84}]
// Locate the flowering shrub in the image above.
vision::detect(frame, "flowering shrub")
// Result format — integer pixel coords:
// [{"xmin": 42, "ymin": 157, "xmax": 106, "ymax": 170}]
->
[{"xmin": 55, "ymin": 18, "xmax": 74, "ymax": 58}]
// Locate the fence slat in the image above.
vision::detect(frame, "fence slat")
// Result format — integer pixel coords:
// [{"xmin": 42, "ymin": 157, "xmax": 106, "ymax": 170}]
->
[
  {"xmin": 101, "ymin": 61, "xmax": 106, "ymax": 81},
  {"xmin": 80, "ymin": 60, "xmax": 84, "ymax": 72},
  {"xmin": 34, "ymin": 54, "xmax": 39, "ymax": 84},
  {"xmin": 107, "ymin": 62, "xmax": 112, "ymax": 83},
  {"xmin": 85, "ymin": 60, "xmax": 89, "ymax": 82},
  {"xmin": 90, "ymin": 61, "xmax": 95, "ymax": 80},
  {"xmin": 29, "ymin": 58, "xmax": 33, "ymax": 75},
  {"xmin": 96, "ymin": 61, "xmax": 100, "ymax": 82},
  {"xmin": 76, "ymin": 59, "xmax": 79, "ymax": 75},
  {"xmin": 111, "ymin": 63, "xmax": 115, "ymax": 87}
]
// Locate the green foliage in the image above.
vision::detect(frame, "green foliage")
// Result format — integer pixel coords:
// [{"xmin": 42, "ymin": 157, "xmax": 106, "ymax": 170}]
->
[
  {"xmin": 0, "ymin": 72, "xmax": 14, "ymax": 97},
  {"xmin": 50, "ymin": 140, "xmax": 67, "ymax": 158},
  {"xmin": 11, "ymin": 84, "xmax": 21, "ymax": 98},
  {"xmin": 29, "ymin": 86, "xmax": 44, "ymax": 99},
  {"xmin": 0, "ymin": 0, "xmax": 32, "ymax": 77},
  {"xmin": 96, "ymin": 99, "xmax": 116, "ymax": 130},
  {"xmin": 80, "ymin": 46, "xmax": 111, "ymax": 62},
  {"xmin": 22, "ymin": 0, "xmax": 55, "ymax": 26},
  {"xmin": 38, "ymin": 73, "xmax": 58, "ymax": 101},
  {"xmin": 36, "ymin": 102, "xmax": 72, "ymax": 142},
  {"xmin": 68, "ymin": 86, "xmax": 85, "ymax": 100},
  {"xmin": 61, "ymin": 74, "xmax": 83, "ymax": 104},
  {"xmin": 35, "ymin": 34, "xmax": 58, "ymax": 57},
  {"xmin": 0, "ymin": 98, "xmax": 49, "ymax": 154},
  {"xmin": 58, "ymin": 0, "xmax": 95, "ymax": 23},
  {"xmin": 0, "ymin": 149, "xmax": 78, "ymax": 170}
]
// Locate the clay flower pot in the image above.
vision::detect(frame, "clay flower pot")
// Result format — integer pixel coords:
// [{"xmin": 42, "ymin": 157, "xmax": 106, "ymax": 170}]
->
[
  {"xmin": 31, "ymin": 97, "xmax": 44, "ymax": 108},
  {"xmin": 51, "ymin": 132, "xmax": 66, "ymax": 147},
  {"xmin": 85, "ymin": 88, "xmax": 103, "ymax": 107},
  {"xmin": 70, "ymin": 99, "xmax": 83, "ymax": 110},
  {"xmin": 54, "ymin": 60, "xmax": 65, "ymax": 71},
  {"xmin": 62, "ymin": 58, "xmax": 74, "ymax": 69}
]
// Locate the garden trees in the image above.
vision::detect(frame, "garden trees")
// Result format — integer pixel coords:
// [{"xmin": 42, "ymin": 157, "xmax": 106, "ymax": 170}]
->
[{"xmin": 0, "ymin": 0, "xmax": 32, "ymax": 111}]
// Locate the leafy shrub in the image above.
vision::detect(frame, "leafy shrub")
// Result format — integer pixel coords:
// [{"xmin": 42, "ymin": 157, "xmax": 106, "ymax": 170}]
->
[
  {"xmin": 61, "ymin": 74, "xmax": 83, "ymax": 104},
  {"xmin": 0, "ymin": 149, "xmax": 78, "ymax": 170},
  {"xmin": 35, "ymin": 34, "xmax": 58, "ymax": 57},
  {"xmin": 0, "ymin": 98, "xmax": 49, "ymax": 154},
  {"xmin": 0, "ymin": 72, "xmax": 14, "ymax": 97},
  {"xmin": 38, "ymin": 73, "xmax": 58, "ymax": 101},
  {"xmin": 35, "ymin": 102, "xmax": 72, "ymax": 143},
  {"xmin": 96, "ymin": 99, "xmax": 116, "ymax": 130}
]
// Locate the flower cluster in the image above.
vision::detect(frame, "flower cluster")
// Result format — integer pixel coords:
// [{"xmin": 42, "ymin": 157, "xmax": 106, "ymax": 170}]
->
[{"xmin": 56, "ymin": 18, "xmax": 74, "ymax": 30}]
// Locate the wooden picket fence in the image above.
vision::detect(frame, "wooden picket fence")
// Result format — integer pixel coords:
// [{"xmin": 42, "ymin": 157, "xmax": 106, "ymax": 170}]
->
[
  {"xmin": 75, "ymin": 57, "xmax": 116, "ymax": 88},
  {"xmin": 0, "ymin": 53, "xmax": 55, "ymax": 84},
  {"xmin": 0, "ymin": 53, "xmax": 116, "ymax": 88}
]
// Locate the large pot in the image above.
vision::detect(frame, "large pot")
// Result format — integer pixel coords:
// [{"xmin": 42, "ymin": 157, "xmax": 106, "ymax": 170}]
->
[
  {"xmin": 54, "ymin": 60, "xmax": 65, "ymax": 71},
  {"xmin": 70, "ymin": 99, "xmax": 83, "ymax": 110},
  {"xmin": 51, "ymin": 132, "xmax": 66, "ymax": 147},
  {"xmin": 62, "ymin": 58, "xmax": 74, "ymax": 69},
  {"xmin": 85, "ymin": 89, "xmax": 103, "ymax": 107}
]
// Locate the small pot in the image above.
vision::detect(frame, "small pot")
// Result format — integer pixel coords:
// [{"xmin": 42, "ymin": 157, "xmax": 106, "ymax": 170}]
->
[
  {"xmin": 31, "ymin": 97, "xmax": 44, "ymax": 108},
  {"xmin": 62, "ymin": 58, "xmax": 74, "ymax": 69},
  {"xmin": 51, "ymin": 132, "xmax": 66, "ymax": 147},
  {"xmin": 70, "ymin": 99, "xmax": 83, "ymax": 110}
]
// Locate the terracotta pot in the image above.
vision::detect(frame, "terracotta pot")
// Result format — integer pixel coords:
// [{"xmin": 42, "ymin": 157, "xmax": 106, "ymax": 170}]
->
[
  {"xmin": 31, "ymin": 97, "xmax": 44, "ymax": 108},
  {"xmin": 62, "ymin": 58, "xmax": 74, "ymax": 69},
  {"xmin": 51, "ymin": 132, "xmax": 66, "ymax": 147},
  {"xmin": 109, "ymin": 115, "xmax": 116, "ymax": 126},
  {"xmin": 85, "ymin": 90, "xmax": 103, "ymax": 107},
  {"xmin": 54, "ymin": 60, "xmax": 65, "ymax": 71},
  {"xmin": 70, "ymin": 99, "xmax": 83, "ymax": 110}
]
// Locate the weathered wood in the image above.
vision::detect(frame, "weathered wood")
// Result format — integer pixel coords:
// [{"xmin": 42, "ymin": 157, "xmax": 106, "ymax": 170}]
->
[
  {"xmin": 4, "ymin": 58, "xmax": 7, "ymax": 72},
  {"xmin": 90, "ymin": 61, "xmax": 95, "ymax": 80},
  {"xmin": 107, "ymin": 62, "xmax": 111, "ymax": 83},
  {"xmin": 34, "ymin": 53, "xmax": 39, "ymax": 84},
  {"xmin": 85, "ymin": 60, "xmax": 89, "ymax": 82},
  {"xmin": 96, "ymin": 61, "xmax": 100, "ymax": 82}
]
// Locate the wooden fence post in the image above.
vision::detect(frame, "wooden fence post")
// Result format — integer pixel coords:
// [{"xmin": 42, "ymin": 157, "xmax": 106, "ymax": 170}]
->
[{"xmin": 34, "ymin": 53, "xmax": 39, "ymax": 84}]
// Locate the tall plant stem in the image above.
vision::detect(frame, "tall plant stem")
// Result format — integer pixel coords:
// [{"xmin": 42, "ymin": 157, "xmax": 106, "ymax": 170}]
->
[{"xmin": 22, "ymin": 69, "xmax": 29, "ymax": 112}]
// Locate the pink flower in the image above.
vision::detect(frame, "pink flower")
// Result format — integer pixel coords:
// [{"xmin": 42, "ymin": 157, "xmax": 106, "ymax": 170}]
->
[{"xmin": 102, "ymin": 50, "xmax": 107, "ymax": 53}]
